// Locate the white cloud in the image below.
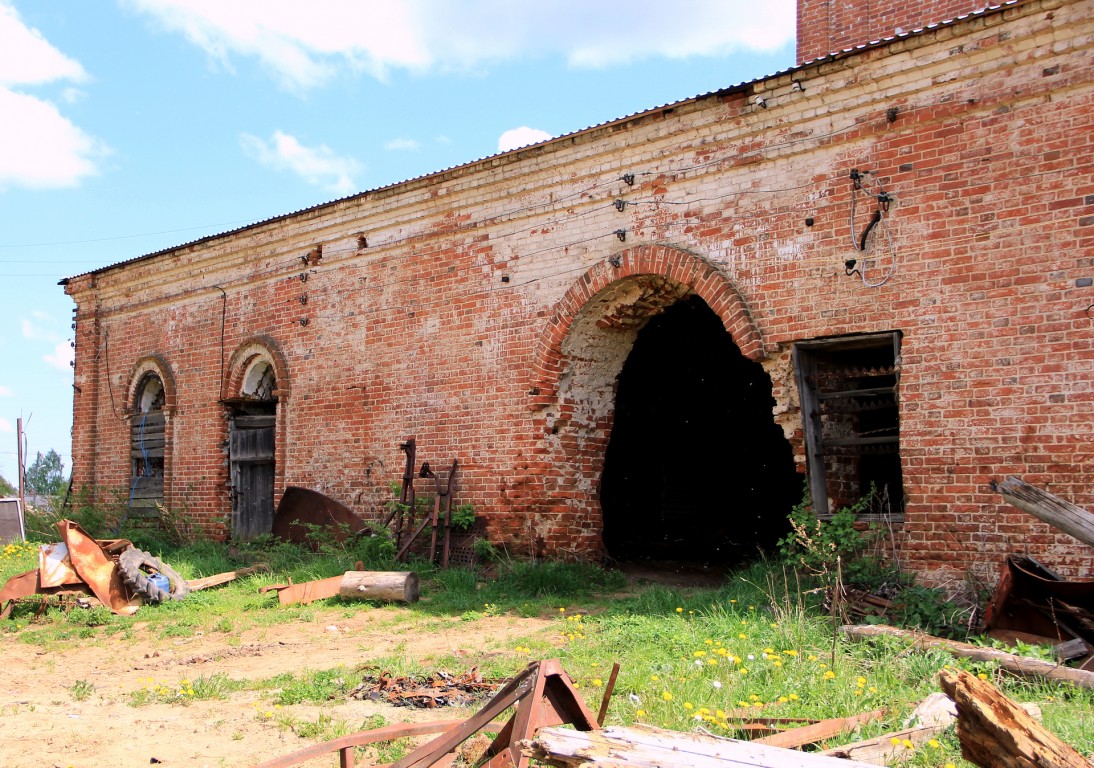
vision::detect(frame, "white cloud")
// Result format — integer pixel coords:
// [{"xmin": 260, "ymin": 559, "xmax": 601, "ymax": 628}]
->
[
  {"xmin": 124, "ymin": 1, "xmax": 795, "ymax": 90},
  {"xmin": 384, "ymin": 137, "xmax": 421, "ymax": 151},
  {"xmin": 0, "ymin": 3, "xmax": 87, "ymax": 87},
  {"xmin": 0, "ymin": 385, "xmax": 13, "ymax": 397},
  {"xmin": 0, "ymin": 416, "xmax": 12, "ymax": 434},
  {"xmin": 43, "ymin": 340, "xmax": 75, "ymax": 372},
  {"xmin": 240, "ymin": 130, "xmax": 361, "ymax": 194},
  {"xmin": 498, "ymin": 127, "xmax": 552, "ymax": 152},
  {"xmin": 0, "ymin": 2, "xmax": 105, "ymax": 191}
]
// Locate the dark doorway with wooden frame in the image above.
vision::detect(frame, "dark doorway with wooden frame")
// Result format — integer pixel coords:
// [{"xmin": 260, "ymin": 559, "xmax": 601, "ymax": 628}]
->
[
  {"xmin": 226, "ymin": 361, "xmax": 277, "ymax": 541},
  {"xmin": 129, "ymin": 372, "xmax": 166, "ymax": 519},
  {"xmin": 600, "ymin": 296, "xmax": 799, "ymax": 565},
  {"xmin": 794, "ymin": 332, "xmax": 904, "ymax": 518}
]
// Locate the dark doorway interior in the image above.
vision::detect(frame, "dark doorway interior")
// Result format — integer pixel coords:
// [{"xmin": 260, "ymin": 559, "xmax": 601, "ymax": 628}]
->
[{"xmin": 600, "ymin": 296, "xmax": 799, "ymax": 564}]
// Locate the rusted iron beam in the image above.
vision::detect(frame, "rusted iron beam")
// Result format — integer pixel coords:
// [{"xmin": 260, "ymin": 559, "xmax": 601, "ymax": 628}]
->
[
  {"xmin": 254, "ymin": 719, "xmax": 467, "ymax": 768},
  {"xmin": 596, "ymin": 662, "xmax": 621, "ymax": 727}
]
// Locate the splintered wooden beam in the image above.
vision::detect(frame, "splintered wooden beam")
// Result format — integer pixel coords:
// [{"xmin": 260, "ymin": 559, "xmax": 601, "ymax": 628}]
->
[
  {"xmin": 938, "ymin": 668, "xmax": 1089, "ymax": 768},
  {"xmin": 522, "ymin": 724, "xmax": 885, "ymax": 768},
  {"xmin": 821, "ymin": 693, "xmax": 1043, "ymax": 765},
  {"xmin": 990, "ymin": 476, "xmax": 1094, "ymax": 548}
]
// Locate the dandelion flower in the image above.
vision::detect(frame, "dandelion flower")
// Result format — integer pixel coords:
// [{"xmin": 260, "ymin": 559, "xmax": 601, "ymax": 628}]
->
[
  {"xmin": 823, "ymin": 670, "xmax": 836, "ymax": 680},
  {"xmin": 676, "ymin": 607, "xmax": 683, "ymax": 613},
  {"xmin": 928, "ymin": 739, "xmax": 941, "ymax": 749},
  {"xmin": 662, "ymin": 691, "xmax": 673, "ymax": 701}
]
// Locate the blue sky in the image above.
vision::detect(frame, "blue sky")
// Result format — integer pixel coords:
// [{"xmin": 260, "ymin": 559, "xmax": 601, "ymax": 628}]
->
[{"xmin": 0, "ymin": 0, "xmax": 795, "ymax": 483}]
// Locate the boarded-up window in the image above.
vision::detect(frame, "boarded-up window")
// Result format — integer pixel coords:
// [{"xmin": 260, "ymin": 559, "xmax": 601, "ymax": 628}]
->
[
  {"xmin": 794, "ymin": 332, "xmax": 904, "ymax": 517},
  {"xmin": 130, "ymin": 373, "xmax": 165, "ymax": 516}
]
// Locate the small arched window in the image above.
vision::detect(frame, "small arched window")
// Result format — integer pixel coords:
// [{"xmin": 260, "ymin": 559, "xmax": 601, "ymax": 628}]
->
[{"xmin": 130, "ymin": 372, "xmax": 166, "ymax": 514}]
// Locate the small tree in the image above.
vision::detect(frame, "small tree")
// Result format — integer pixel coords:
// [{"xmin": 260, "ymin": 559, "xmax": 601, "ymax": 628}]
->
[
  {"xmin": 0, "ymin": 472, "xmax": 15, "ymax": 497},
  {"xmin": 25, "ymin": 449, "xmax": 67, "ymax": 500}
]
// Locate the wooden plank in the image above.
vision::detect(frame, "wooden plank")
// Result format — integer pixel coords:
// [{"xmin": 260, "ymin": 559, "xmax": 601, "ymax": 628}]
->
[
  {"xmin": 754, "ymin": 709, "xmax": 884, "ymax": 748},
  {"xmin": 816, "ymin": 386, "xmax": 896, "ymax": 400},
  {"xmin": 523, "ymin": 724, "xmax": 884, "ymax": 768},
  {"xmin": 991, "ymin": 476, "xmax": 1094, "ymax": 548},
  {"xmin": 986, "ymin": 630, "xmax": 1091, "ymax": 662},
  {"xmin": 841, "ymin": 624, "xmax": 1094, "ymax": 690},
  {"xmin": 187, "ymin": 564, "xmax": 269, "ymax": 591}
]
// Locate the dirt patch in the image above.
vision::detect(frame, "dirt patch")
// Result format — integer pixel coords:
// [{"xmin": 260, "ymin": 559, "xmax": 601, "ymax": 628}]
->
[{"xmin": 0, "ymin": 607, "xmax": 555, "ymax": 767}]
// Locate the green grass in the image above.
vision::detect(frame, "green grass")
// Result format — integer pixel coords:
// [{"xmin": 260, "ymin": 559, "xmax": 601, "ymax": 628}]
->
[{"xmin": 2, "ymin": 534, "xmax": 1091, "ymax": 764}]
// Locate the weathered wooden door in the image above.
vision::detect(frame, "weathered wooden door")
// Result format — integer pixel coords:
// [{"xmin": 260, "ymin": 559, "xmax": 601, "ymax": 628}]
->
[{"xmin": 229, "ymin": 413, "xmax": 276, "ymax": 540}]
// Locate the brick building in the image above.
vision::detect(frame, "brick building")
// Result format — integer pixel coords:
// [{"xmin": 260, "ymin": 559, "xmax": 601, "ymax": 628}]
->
[{"xmin": 63, "ymin": 0, "xmax": 1093, "ymax": 582}]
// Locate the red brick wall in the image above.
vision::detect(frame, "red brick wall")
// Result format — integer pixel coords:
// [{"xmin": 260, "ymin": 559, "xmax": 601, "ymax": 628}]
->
[
  {"xmin": 797, "ymin": 0, "xmax": 996, "ymax": 63},
  {"xmin": 66, "ymin": 0, "xmax": 1093, "ymax": 584}
]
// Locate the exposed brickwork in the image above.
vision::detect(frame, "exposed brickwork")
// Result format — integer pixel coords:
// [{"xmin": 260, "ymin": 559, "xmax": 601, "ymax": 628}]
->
[
  {"xmin": 65, "ymin": 0, "xmax": 1094, "ymax": 583},
  {"xmin": 797, "ymin": 0, "xmax": 998, "ymax": 63}
]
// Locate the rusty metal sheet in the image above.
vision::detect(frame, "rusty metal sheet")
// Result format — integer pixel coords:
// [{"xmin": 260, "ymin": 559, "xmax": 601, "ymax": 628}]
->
[
  {"xmin": 0, "ymin": 569, "xmax": 41, "ymax": 603},
  {"xmin": 272, "ymin": 486, "xmax": 368, "ymax": 546},
  {"xmin": 262, "ymin": 575, "xmax": 344, "ymax": 605},
  {"xmin": 39, "ymin": 542, "xmax": 84, "ymax": 588},
  {"xmin": 58, "ymin": 520, "xmax": 140, "ymax": 615}
]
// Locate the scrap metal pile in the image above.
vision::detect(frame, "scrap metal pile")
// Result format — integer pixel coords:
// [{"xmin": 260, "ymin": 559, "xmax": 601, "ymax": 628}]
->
[
  {"xmin": 347, "ymin": 668, "xmax": 499, "ymax": 708},
  {"xmin": 0, "ymin": 518, "xmax": 258, "ymax": 619}
]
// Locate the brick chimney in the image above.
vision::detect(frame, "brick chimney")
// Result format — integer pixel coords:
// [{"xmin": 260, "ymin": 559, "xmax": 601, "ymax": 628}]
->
[{"xmin": 797, "ymin": 0, "xmax": 995, "ymax": 63}]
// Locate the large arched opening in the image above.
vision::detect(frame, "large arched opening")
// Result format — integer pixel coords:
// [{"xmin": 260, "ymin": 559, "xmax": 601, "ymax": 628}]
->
[
  {"xmin": 600, "ymin": 295, "xmax": 799, "ymax": 564},
  {"xmin": 525, "ymin": 246, "xmax": 799, "ymax": 568}
]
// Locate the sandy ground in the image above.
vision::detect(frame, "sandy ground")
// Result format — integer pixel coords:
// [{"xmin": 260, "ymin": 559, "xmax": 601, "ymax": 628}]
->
[{"xmin": 0, "ymin": 608, "xmax": 556, "ymax": 768}]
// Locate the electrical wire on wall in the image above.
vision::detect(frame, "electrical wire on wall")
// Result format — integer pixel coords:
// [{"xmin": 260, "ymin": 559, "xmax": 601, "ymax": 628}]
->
[{"xmin": 845, "ymin": 168, "xmax": 897, "ymax": 288}]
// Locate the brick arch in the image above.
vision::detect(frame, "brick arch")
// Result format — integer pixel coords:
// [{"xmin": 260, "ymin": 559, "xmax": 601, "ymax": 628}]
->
[
  {"xmin": 225, "ymin": 336, "xmax": 291, "ymax": 401},
  {"xmin": 126, "ymin": 354, "xmax": 177, "ymax": 414},
  {"xmin": 528, "ymin": 244, "xmax": 762, "ymax": 409}
]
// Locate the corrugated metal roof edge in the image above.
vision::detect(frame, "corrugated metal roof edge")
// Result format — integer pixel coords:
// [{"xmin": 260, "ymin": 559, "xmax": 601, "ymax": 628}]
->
[{"xmin": 59, "ymin": 0, "xmax": 1020, "ymax": 287}]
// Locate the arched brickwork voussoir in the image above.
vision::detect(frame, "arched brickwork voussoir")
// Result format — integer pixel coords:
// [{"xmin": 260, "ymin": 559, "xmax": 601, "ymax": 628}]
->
[
  {"xmin": 224, "ymin": 336, "xmax": 291, "ymax": 401},
  {"xmin": 527, "ymin": 244, "xmax": 763, "ymax": 409},
  {"xmin": 125, "ymin": 354, "xmax": 177, "ymax": 414}
]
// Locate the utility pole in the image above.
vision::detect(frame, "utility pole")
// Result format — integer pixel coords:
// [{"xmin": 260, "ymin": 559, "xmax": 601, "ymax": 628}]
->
[{"xmin": 16, "ymin": 417, "xmax": 25, "ymax": 513}]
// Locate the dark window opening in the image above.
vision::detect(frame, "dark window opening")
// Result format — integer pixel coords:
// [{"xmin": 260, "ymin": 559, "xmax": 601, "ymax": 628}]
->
[
  {"xmin": 129, "ymin": 373, "xmax": 165, "ymax": 516},
  {"xmin": 794, "ymin": 332, "xmax": 904, "ymax": 518},
  {"xmin": 600, "ymin": 296, "xmax": 799, "ymax": 565}
]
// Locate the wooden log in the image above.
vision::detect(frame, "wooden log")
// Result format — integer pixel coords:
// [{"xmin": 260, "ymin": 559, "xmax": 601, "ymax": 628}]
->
[
  {"xmin": 523, "ymin": 724, "xmax": 884, "ymax": 767},
  {"xmin": 338, "ymin": 570, "xmax": 420, "ymax": 603},
  {"xmin": 938, "ymin": 668, "xmax": 1089, "ymax": 768},
  {"xmin": 187, "ymin": 563, "xmax": 269, "ymax": 591},
  {"xmin": 991, "ymin": 476, "xmax": 1094, "ymax": 548},
  {"xmin": 754, "ymin": 709, "xmax": 884, "ymax": 748},
  {"xmin": 841, "ymin": 624, "xmax": 1094, "ymax": 690}
]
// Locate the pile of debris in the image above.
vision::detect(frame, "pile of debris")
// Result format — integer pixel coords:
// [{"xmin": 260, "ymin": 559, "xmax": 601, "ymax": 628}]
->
[
  {"xmin": 258, "ymin": 654, "xmax": 1091, "ymax": 768},
  {"xmin": 0, "ymin": 519, "xmax": 264, "ymax": 619},
  {"xmin": 347, "ymin": 668, "xmax": 499, "ymax": 708}
]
